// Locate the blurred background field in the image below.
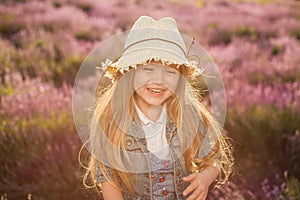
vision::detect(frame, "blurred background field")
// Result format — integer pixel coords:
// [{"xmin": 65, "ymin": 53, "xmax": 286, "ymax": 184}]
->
[{"xmin": 0, "ymin": 0, "xmax": 300, "ymax": 199}]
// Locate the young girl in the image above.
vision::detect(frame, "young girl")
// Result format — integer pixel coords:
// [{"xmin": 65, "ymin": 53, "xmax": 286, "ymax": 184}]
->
[{"xmin": 80, "ymin": 16, "xmax": 233, "ymax": 200}]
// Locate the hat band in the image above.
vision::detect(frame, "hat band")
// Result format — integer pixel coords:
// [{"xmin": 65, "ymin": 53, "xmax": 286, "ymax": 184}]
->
[{"xmin": 123, "ymin": 38, "xmax": 187, "ymax": 58}]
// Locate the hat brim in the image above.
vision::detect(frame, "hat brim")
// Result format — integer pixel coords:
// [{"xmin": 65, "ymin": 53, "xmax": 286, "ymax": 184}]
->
[{"xmin": 116, "ymin": 47, "xmax": 197, "ymax": 71}]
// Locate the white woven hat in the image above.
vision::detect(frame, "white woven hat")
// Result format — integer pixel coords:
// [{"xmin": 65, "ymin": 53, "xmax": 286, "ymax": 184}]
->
[{"xmin": 101, "ymin": 16, "xmax": 201, "ymax": 79}]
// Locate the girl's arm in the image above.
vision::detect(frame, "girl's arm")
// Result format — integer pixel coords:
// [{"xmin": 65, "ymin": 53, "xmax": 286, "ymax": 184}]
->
[
  {"xmin": 182, "ymin": 143, "xmax": 222, "ymax": 200},
  {"xmin": 101, "ymin": 182, "xmax": 124, "ymax": 200},
  {"xmin": 182, "ymin": 165, "xmax": 219, "ymax": 200}
]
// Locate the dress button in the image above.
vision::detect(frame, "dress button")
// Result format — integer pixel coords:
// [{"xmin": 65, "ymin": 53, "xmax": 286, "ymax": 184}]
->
[
  {"xmin": 159, "ymin": 176, "xmax": 165, "ymax": 183},
  {"xmin": 150, "ymin": 174, "xmax": 155, "ymax": 179},
  {"xmin": 176, "ymin": 170, "xmax": 180, "ymax": 176},
  {"xmin": 177, "ymin": 184, "xmax": 182, "ymax": 191},
  {"xmin": 162, "ymin": 188, "xmax": 168, "ymax": 196},
  {"xmin": 164, "ymin": 160, "xmax": 170, "ymax": 166},
  {"xmin": 126, "ymin": 139, "xmax": 132, "ymax": 146},
  {"xmin": 141, "ymin": 138, "xmax": 146, "ymax": 145}
]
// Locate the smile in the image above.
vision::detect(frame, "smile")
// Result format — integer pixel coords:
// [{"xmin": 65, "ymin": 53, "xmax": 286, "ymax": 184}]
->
[{"xmin": 148, "ymin": 88, "xmax": 163, "ymax": 94}]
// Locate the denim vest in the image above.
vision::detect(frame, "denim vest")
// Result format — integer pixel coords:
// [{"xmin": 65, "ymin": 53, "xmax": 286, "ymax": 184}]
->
[{"xmin": 96, "ymin": 119, "xmax": 191, "ymax": 200}]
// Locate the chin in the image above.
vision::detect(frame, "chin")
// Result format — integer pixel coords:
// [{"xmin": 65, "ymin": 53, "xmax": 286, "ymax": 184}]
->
[
  {"xmin": 146, "ymin": 102, "xmax": 162, "ymax": 106},
  {"xmin": 146, "ymin": 100, "xmax": 166, "ymax": 106}
]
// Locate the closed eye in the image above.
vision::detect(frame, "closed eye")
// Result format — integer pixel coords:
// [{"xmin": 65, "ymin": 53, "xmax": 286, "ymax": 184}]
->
[
  {"xmin": 166, "ymin": 70, "xmax": 177, "ymax": 74},
  {"xmin": 143, "ymin": 67, "xmax": 154, "ymax": 71}
]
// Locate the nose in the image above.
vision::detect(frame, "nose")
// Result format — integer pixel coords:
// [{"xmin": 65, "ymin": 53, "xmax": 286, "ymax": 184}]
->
[{"xmin": 151, "ymin": 69, "xmax": 164, "ymax": 84}]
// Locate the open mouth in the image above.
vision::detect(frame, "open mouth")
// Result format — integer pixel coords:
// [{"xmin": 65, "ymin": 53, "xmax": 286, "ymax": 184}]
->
[{"xmin": 147, "ymin": 88, "xmax": 164, "ymax": 94}]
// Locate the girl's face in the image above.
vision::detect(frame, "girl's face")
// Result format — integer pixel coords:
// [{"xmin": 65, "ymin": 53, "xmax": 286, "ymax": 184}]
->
[{"xmin": 134, "ymin": 63, "xmax": 180, "ymax": 110}]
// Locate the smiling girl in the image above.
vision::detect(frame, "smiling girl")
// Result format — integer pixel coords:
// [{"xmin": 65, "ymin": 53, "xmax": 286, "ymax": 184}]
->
[{"xmin": 80, "ymin": 16, "xmax": 233, "ymax": 200}]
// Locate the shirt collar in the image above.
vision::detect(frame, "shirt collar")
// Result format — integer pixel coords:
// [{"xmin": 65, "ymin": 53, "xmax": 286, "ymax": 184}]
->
[{"xmin": 134, "ymin": 103, "xmax": 167, "ymax": 126}]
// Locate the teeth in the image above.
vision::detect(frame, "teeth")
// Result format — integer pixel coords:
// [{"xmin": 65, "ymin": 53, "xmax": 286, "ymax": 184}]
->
[{"xmin": 149, "ymin": 88, "xmax": 162, "ymax": 93}]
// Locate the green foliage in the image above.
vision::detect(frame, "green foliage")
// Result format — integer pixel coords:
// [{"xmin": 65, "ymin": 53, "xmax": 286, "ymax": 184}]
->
[
  {"xmin": 282, "ymin": 176, "xmax": 300, "ymax": 199},
  {"xmin": 271, "ymin": 45, "xmax": 284, "ymax": 56},
  {"xmin": 0, "ymin": 84, "xmax": 15, "ymax": 95},
  {"xmin": 247, "ymin": 68, "xmax": 300, "ymax": 85},
  {"xmin": 53, "ymin": 1, "xmax": 62, "ymax": 8},
  {"xmin": 75, "ymin": 30, "xmax": 93, "ymax": 41},
  {"xmin": 76, "ymin": 2, "xmax": 92, "ymax": 13},
  {"xmin": 206, "ymin": 24, "xmax": 277, "ymax": 46},
  {"xmin": 234, "ymin": 25, "xmax": 261, "ymax": 42},
  {"xmin": 39, "ymin": 20, "xmax": 71, "ymax": 33},
  {"xmin": 208, "ymin": 28, "xmax": 233, "ymax": 46},
  {"xmin": 0, "ymin": 30, "xmax": 84, "ymax": 86},
  {"xmin": 52, "ymin": 55, "xmax": 83, "ymax": 86},
  {"xmin": 0, "ymin": 111, "xmax": 92, "ymax": 199},
  {"xmin": 0, "ymin": 38, "xmax": 17, "ymax": 83},
  {"xmin": 74, "ymin": 29, "xmax": 104, "ymax": 42},
  {"xmin": 225, "ymin": 106, "xmax": 300, "ymax": 181},
  {"xmin": 0, "ymin": 13, "xmax": 25, "ymax": 38},
  {"xmin": 290, "ymin": 28, "xmax": 300, "ymax": 41},
  {"xmin": 74, "ymin": 25, "xmax": 106, "ymax": 42}
]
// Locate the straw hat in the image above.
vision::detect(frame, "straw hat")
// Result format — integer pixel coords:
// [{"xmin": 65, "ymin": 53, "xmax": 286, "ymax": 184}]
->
[{"xmin": 101, "ymin": 16, "xmax": 202, "ymax": 79}]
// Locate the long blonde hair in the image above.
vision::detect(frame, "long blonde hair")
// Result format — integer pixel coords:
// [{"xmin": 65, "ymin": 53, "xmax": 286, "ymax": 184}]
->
[{"xmin": 79, "ymin": 63, "xmax": 233, "ymax": 193}]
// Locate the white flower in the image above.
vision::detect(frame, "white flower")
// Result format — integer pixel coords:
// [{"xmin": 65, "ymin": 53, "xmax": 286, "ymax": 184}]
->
[{"xmin": 101, "ymin": 59, "xmax": 113, "ymax": 69}]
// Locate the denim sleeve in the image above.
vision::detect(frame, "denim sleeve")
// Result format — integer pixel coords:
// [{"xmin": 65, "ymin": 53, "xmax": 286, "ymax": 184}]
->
[{"xmin": 96, "ymin": 163, "xmax": 114, "ymax": 183}]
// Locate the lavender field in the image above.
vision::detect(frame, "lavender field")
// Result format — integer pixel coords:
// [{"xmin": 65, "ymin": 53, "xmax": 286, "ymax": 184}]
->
[{"xmin": 1, "ymin": 0, "xmax": 300, "ymax": 199}]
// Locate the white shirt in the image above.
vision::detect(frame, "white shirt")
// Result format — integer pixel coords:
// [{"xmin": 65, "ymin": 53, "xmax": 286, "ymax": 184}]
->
[{"xmin": 134, "ymin": 104, "xmax": 170, "ymax": 159}]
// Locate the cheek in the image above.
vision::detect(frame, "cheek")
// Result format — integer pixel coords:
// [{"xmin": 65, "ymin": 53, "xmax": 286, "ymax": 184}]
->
[
  {"xmin": 134, "ymin": 87, "xmax": 143, "ymax": 97},
  {"xmin": 166, "ymin": 76, "xmax": 179, "ymax": 92},
  {"xmin": 134, "ymin": 72, "xmax": 147, "ymax": 90}
]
